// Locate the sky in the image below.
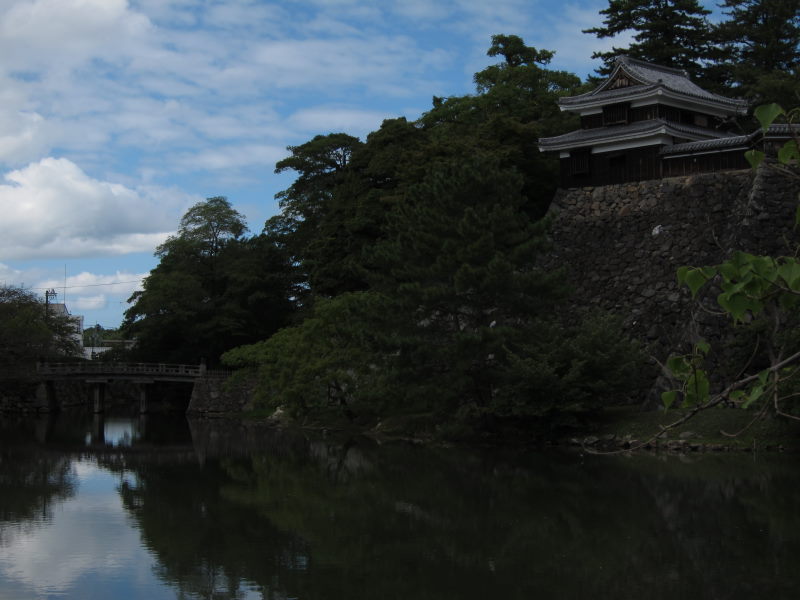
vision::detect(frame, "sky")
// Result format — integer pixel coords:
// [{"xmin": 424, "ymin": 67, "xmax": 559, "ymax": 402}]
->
[{"xmin": 0, "ymin": 0, "xmax": 719, "ymax": 329}]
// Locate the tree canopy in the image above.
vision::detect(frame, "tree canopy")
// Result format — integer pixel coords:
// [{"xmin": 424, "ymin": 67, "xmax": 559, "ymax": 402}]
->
[
  {"xmin": 160, "ymin": 196, "xmax": 247, "ymax": 258},
  {"xmin": 708, "ymin": 0, "xmax": 800, "ymax": 106},
  {"xmin": 0, "ymin": 286, "xmax": 81, "ymax": 368},
  {"xmin": 222, "ymin": 41, "xmax": 643, "ymax": 429},
  {"xmin": 584, "ymin": 0, "xmax": 800, "ymax": 102},
  {"xmin": 583, "ymin": 0, "xmax": 711, "ymax": 77},
  {"xmin": 123, "ymin": 197, "xmax": 294, "ymax": 365}
]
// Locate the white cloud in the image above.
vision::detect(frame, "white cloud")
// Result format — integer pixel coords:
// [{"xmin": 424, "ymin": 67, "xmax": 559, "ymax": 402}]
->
[
  {"xmin": 536, "ymin": 2, "xmax": 634, "ymax": 76},
  {"xmin": 0, "ymin": 459, "xmax": 161, "ymax": 596},
  {"xmin": 36, "ymin": 271, "xmax": 146, "ymax": 301},
  {"xmin": 287, "ymin": 107, "xmax": 391, "ymax": 137},
  {"xmin": 0, "ymin": 158, "xmax": 185, "ymax": 260},
  {"xmin": 0, "ymin": 263, "xmax": 26, "ymax": 288},
  {"xmin": 72, "ymin": 294, "xmax": 107, "ymax": 311},
  {"xmin": 174, "ymin": 144, "xmax": 287, "ymax": 171},
  {"xmin": 249, "ymin": 36, "xmax": 450, "ymax": 93},
  {"xmin": 0, "ymin": 0, "xmax": 152, "ymax": 71},
  {"xmin": 0, "ymin": 0, "xmax": 461, "ymax": 185},
  {"xmin": 391, "ymin": 0, "xmax": 453, "ymax": 21},
  {"xmin": 0, "ymin": 265, "xmax": 146, "ymax": 318}
]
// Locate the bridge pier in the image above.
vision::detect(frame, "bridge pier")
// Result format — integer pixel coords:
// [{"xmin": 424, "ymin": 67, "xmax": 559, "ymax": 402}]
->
[
  {"xmin": 35, "ymin": 380, "xmax": 58, "ymax": 413},
  {"xmin": 88, "ymin": 380, "xmax": 107, "ymax": 413},
  {"xmin": 137, "ymin": 381, "xmax": 154, "ymax": 414},
  {"xmin": 91, "ymin": 413, "xmax": 105, "ymax": 444}
]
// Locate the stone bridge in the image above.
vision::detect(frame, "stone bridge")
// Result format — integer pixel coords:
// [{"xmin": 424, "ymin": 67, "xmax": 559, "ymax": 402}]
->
[{"xmin": 36, "ymin": 362, "xmax": 229, "ymax": 413}]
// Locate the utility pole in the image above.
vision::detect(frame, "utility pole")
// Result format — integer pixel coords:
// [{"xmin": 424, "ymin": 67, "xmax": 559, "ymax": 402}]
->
[{"xmin": 45, "ymin": 288, "xmax": 57, "ymax": 320}]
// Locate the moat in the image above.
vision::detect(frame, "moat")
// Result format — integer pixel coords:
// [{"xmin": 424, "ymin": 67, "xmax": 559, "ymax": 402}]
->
[{"xmin": 1, "ymin": 410, "xmax": 800, "ymax": 599}]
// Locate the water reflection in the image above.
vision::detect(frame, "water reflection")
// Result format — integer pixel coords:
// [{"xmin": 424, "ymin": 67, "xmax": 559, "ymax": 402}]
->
[
  {"xmin": 1, "ymin": 414, "xmax": 800, "ymax": 599},
  {"xmin": 83, "ymin": 416, "xmax": 143, "ymax": 447}
]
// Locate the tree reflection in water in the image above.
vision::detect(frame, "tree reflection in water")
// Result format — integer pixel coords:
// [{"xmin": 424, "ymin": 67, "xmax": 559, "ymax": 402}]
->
[
  {"xmin": 1, "ymin": 415, "xmax": 800, "ymax": 599},
  {"xmin": 0, "ymin": 416, "xmax": 76, "ymax": 535},
  {"xmin": 115, "ymin": 420, "xmax": 800, "ymax": 600}
]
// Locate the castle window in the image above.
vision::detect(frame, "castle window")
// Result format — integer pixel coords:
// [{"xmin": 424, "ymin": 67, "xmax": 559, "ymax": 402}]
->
[
  {"xmin": 660, "ymin": 105, "xmax": 681, "ymax": 122},
  {"xmin": 630, "ymin": 105, "xmax": 657, "ymax": 122},
  {"xmin": 568, "ymin": 150, "xmax": 591, "ymax": 175},
  {"xmin": 603, "ymin": 103, "xmax": 628, "ymax": 125}
]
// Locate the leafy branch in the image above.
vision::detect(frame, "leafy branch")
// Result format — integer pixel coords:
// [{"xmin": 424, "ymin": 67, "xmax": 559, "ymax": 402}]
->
[{"xmin": 658, "ymin": 102, "xmax": 800, "ymax": 428}]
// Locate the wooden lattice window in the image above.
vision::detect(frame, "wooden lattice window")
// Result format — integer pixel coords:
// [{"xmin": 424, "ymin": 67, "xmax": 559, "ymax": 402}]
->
[
  {"xmin": 630, "ymin": 105, "xmax": 657, "ymax": 122},
  {"xmin": 569, "ymin": 151, "xmax": 590, "ymax": 175},
  {"xmin": 603, "ymin": 103, "xmax": 628, "ymax": 125}
]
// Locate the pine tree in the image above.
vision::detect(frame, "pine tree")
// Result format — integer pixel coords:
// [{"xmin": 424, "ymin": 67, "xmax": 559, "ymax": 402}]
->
[
  {"xmin": 709, "ymin": 0, "xmax": 800, "ymax": 106},
  {"xmin": 370, "ymin": 158, "xmax": 564, "ymax": 411},
  {"xmin": 584, "ymin": 0, "xmax": 712, "ymax": 77}
]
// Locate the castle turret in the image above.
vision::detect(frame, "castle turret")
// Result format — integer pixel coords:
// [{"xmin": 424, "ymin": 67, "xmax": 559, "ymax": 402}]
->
[{"xmin": 539, "ymin": 56, "xmax": 751, "ymax": 187}]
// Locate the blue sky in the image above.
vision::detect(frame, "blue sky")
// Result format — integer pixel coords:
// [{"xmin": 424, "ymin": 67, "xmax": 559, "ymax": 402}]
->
[{"xmin": 0, "ymin": 0, "xmax": 719, "ymax": 328}]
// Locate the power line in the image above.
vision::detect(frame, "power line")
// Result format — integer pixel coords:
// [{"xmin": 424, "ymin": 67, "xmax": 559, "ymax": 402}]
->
[{"xmin": 26, "ymin": 279, "xmax": 144, "ymax": 291}]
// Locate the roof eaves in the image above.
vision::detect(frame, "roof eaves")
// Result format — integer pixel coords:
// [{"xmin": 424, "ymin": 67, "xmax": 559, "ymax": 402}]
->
[
  {"xmin": 660, "ymin": 135, "xmax": 750, "ymax": 156},
  {"xmin": 539, "ymin": 119, "xmax": 732, "ymax": 152},
  {"xmin": 616, "ymin": 55, "xmax": 689, "ymax": 78},
  {"xmin": 539, "ymin": 120, "xmax": 668, "ymax": 151}
]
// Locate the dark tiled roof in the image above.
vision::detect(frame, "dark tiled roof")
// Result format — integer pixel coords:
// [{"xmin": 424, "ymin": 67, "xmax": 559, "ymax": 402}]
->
[
  {"xmin": 663, "ymin": 124, "xmax": 800, "ymax": 155},
  {"xmin": 660, "ymin": 135, "xmax": 750, "ymax": 155},
  {"xmin": 560, "ymin": 56, "xmax": 749, "ymax": 112},
  {"xmin": 763, "ymin": 123, "xmax": 800, "ymax": 137},
  {"xmin": 559, "ymin": 83, "xmax": 657, "ymax": 105},
  {"xmin": 538, "ymin": 119, "xmax": 734, "ymax": 151}
]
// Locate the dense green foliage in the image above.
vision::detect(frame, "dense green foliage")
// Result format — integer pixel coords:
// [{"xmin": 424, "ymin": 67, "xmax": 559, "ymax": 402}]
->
[
  {"xmin": 221, "ymin": 38, "xmax": 643, "ymax": 432},
  {"xmin": 82, "ymin": 324, "xmax": 121, "ymax": 346},
  {"xmin": 0, "ymin": 286, "xmax": 82, "ymax": 368},
  {"xmin": 122, "ymin": 197, "xmax": 295, "ymax": 365},
  {"xmin": 710, "ymin": 0, "xmax": 800, "ymax": 107}
]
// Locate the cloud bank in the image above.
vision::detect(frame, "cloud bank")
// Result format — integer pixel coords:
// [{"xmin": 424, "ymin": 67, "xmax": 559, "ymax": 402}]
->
[{"xmin": 0, "ymin": 158, "xmax": 184, "ymax": 260}]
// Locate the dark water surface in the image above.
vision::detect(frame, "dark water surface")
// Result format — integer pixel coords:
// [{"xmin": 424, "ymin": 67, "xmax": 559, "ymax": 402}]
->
[{"xmin": 1, "ymin": 412, "xmax": 799, "ymax": 600}]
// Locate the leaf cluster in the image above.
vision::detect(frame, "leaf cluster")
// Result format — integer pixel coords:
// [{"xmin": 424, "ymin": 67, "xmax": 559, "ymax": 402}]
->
[{"xmin": 659, "ymin": 102, "xmax": 800, "ymax": 430}]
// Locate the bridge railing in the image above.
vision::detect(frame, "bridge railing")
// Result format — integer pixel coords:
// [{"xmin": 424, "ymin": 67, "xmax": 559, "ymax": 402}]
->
[{"xmin": 36, "ymin": 362, "xmax": 223, "ymax": 378}]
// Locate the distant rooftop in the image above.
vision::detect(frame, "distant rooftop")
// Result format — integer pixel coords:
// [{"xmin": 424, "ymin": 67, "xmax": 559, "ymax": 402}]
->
[{"xmin": 48, "ymin": 303, "xmax": 70, "ymax": 317}]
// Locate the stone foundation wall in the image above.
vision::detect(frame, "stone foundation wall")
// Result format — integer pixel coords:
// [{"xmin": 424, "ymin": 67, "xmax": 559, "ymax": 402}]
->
[
  {"xmin": 0, "ymin": 380, "xmax": 88, "ymax": 413},
  {"xmin": 187, "ymin": 376, "xmax": 256, "ymax": 415},
  {"xmin": 546, "ymin": 164, "xmax": 800, "ymax": 397},
  {"xmin": 0, "ymin": 379, "xmax": 187, "ymax": 413}
]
